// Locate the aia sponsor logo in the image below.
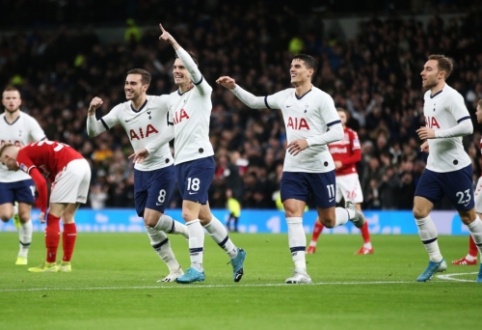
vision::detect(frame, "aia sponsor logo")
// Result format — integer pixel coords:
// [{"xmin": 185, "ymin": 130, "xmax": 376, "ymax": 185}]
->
[
  {"xmin": 129, "ymin": 124, "xmax": 159, "ymax": 140},
  {"xmin": 287, "ymin": 117, "xmax": 310, "ymax": 130},
  {"xmin": 173, "ymin": 108, "xmax": 190, "ymax": 124},
  {"xmin": 424, "ymin": 116, "xmax": 440, "ymax": 129}
]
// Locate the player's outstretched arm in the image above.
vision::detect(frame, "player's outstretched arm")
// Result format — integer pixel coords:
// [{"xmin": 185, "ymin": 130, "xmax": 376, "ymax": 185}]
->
[
  {"xmin": 86, "ymin": 97, "xmax": 108, "ymax": 137},
  {"xmin": 159, "ymin": 23, "xmax": 205, "ymax": 89},
  {"xmin": 216, "ymin": 76, "xmax": 267, "ymax": 109}
]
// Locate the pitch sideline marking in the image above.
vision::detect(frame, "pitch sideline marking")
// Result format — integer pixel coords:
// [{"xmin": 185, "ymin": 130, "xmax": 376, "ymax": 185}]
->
[
  {"xmin": 0, "ymin": 280, "xmax": 416, "ymax": 293},
  {"xmin": 436, "ymin": 272, "xmax": 478, "ymax": 283}
]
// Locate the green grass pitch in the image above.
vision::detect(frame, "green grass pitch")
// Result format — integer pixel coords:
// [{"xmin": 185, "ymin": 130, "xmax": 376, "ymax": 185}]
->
[{"xmin": 0, "ymin": 232, "xmax": 480, "ymax": 330}]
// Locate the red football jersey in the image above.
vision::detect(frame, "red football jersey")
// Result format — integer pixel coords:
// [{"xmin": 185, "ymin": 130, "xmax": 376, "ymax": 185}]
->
[
  {"xmin": 328, "ymin": 127, "xmax": 361, "ymax": 176},
  {"xmin": 16, "ymin": 141, "xmax": 84, "ymax": 213}
]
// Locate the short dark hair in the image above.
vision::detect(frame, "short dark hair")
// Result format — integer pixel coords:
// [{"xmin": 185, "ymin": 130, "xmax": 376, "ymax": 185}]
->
[
  {"xmin": 175, "ymin": 51, "xmax": 198, "ymax": 65},
  {"xmin": 126, "ymin": 68, "xmax": 151, "ymax": 85},
  {"xmin": 292, "ymin": 54, "xmax": 318, "ymax": 74},
  {"xmin": 428, "ymin": 54, "xmax": 453, "ymax": 79},
  {"xmin": 336, "ymin": 107, "xmax": 348, "ymax": 115},
  {"xmin": 3, "ymin": 85, "xmax": 20, "ymax": 95}
]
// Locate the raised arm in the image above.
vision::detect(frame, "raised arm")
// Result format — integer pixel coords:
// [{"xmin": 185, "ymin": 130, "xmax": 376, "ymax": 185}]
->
[
  {"xmin": 86, "ymin": 96, "xmax": 109, "ymax": 136},
  {"xmin": 216, "ymin": 76, "xmax": 267, "ymax": 109}
]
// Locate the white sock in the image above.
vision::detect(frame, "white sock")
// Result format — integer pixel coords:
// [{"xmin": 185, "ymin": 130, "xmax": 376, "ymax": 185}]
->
[
  {"xmin": 363, "ymin": 242, "xmax": 372, "ymax": 249},
  {"xmin": 286, "ymin": 217, "xmax": 306, "ymax": 271},
  {"xmin": 309, "ymin": 241, "xmax": 317, "ymax": 247},
  {"xmin": 187, "ymin": 220, "xmax": 204, "ymax": 271},
  {"xmin": 416, "ymin": 215, "xmax": 443, "ymax": 262},
  {"xmin": 155, "ymin": 214, "xmax": 189, "ymax": 239},
  {"xmin": 334, "ymin": 207, "xmax": 350, "ymax": 226},
  {"xmin": 146, "ymin": 226, "xmax": 180, "ymax": 272},
  {"xmin": 204, "ymin": 215, "xmax": 238, "ymax": 259},
  {"xmin": 465, "ymin": 254, "xmax": 477, "ymax": 262},
  {"xmin": 18, "ymin": 220, "xmax": 32, "ymax": 258},
  {"xmin": 467, "ymin": 216, "xmax": 482, "ymax": 254}
]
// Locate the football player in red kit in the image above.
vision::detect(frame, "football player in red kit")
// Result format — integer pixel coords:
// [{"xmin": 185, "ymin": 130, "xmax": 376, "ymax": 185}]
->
[{"xmin": 0, "ymin": 140, "xmax": 91, "ymax": 272}]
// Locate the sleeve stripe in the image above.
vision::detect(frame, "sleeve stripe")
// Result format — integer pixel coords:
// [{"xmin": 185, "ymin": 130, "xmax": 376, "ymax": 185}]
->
[
  {"xmin": 193, "ymin": 76, "xmax": 204, "ymax": 86},
  {"xmin": 457, "ymin": 116, "xmax": 471, "ymax": 123},
  {"xmin": 327, "ymin": 120, "xmax": 342, "ymax": 127},
  {"xmin": 39, "ymin": 136, "xmax": 47, "ymax": 141},
  {"xmin": 264, "ymin": 96, "xmax": 272, "ymax": 109},
  {"xmin": 100, "ymin": 118, "xmax": 110, "ymax": 130}
]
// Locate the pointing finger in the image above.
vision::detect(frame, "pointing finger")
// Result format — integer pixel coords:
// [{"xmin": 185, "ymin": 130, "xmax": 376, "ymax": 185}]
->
[{"xmin": 159, "ymin": 23, "xmax": 165, "ymax": 32}]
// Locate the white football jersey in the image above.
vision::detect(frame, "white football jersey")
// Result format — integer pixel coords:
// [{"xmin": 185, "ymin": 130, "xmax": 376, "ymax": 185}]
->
[
  {"xmin": 423, "ymin": 84, "xmax": 471, "ymax": 173},
  {"xmin": 168, "ymin": 48, "xmax": 214, "ymax": 165},
  {"xmin": 101, "ymin": 95, "xmax": 173, "ymax": 171},
  {"xmin": 266, "ymin": 87, "xmax": 340, "ymax": 173},
  {"xmin": 0, "ymin": 112, "xmax": 46, "ymax": 182}
]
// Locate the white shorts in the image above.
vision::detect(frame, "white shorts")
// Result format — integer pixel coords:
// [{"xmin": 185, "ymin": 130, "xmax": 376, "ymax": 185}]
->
[
  {"xmin": 50, "ymin": 159, "xmax": 91, "ymax": 204},
  {"xmin": 474, "ymin": 177, "xmax": 482, "ymax": 213},
  {"xmin": 336, "ymin": 173, "xmax": 364, "ymax": 204}
]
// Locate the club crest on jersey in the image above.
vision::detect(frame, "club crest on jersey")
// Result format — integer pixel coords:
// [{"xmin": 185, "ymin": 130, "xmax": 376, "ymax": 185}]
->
[
  {"xmin": 424, "ymin": 116, "xmax": 440, "ymax": 129},
  {"xmin": 129, "ymin": 124, "xmax": 159, "ymax": 140},
  {"xmin": 19, "ymin": 163, "xmax": 28, "ymax": 172},
  {"xmin": 287, "ymin": 117, "xmax": 310, "ymax": 130},
  {"xmin": 173, "ymin": 108, "xmax": 190, "ymax": 124}
]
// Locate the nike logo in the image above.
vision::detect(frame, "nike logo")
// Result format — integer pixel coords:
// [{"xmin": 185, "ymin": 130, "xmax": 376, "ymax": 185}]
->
[
  {"xmin": 286, "ymin": 105, "xmax": 292, "ymax": 108},
  {"xmin": 329, "ymin": 198, "xmax": 335, "ymax": 202},
  {"xmin": 189, "ymin": 192, "xmax": 198, "ymax": 195},
  {"xmin": 125, "ymin": 118, "xmax": 134, "ymax": 123},
  {"xmin": 156, "ymin": 202, "xmax": 164, "ymax": 206}
]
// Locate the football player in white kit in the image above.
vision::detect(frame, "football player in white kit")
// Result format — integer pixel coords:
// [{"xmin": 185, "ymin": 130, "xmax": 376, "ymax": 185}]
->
[
  {"xmin": 86, "ymin": 68, "xmax": 189, "ymax": 282},
  {"xmin": 217, "ymin": 55, "xmax": 364, "ymax": 284},
  {"xmin": 130, "ymin": 24, "xmax": 246, "ymax": 284},
  {"xmin": 414, "ymin": 55, "xmax": 482, "ymax": 283},
  {"xmin": 0, "ymin": 86, "xmax": 46, "ymax": 265}
]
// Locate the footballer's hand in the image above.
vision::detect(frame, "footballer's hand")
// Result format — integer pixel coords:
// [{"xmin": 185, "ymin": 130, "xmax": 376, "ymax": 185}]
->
[
  {"xmin": 334, "ymin": 160, "xmax": 343, "ymax": 169},
  {"xmin": 287, "ymin": 139, "xmax": 308, "ymax": 156},
  {"xmin": 216, "ymin": 76, "xmax": 237, "ymax": 90},
  {"xmin": 88, "ymin": 97, "xmax": 103, "ymax": 115},
  {"xmin": 38, "ymin": 212, "xmax": 46, "ymax": 224},
  {"xmin": 420, "ymin": 141, "xmax": 429, "ymax": 153},
  {"xmin": 416, "ymin": 126, "xmax": 435, "ymax": 139},
  {"xmin": 159, "ymin": 23, "xmax": 178, "ymax": 46},
  {"xmin": 128, "ymin": 148, "xmax": 150, "ymax": 164}
]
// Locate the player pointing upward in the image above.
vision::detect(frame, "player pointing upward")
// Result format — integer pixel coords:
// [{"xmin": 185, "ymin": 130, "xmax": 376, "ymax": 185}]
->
[
  {"xmin": 131, "ymin": 24, "xmax": 246, "ymax": 284},
  {"xmin": 414, "ymin": 55, "xmax": 482, "ymax": 283},
  {"xmin": 217, "ymin": 54, "xmax": 364, "ymax": 284},
  {"xmin": 86, "ymin": 68, "xmax": 188, "ymax": 282}
]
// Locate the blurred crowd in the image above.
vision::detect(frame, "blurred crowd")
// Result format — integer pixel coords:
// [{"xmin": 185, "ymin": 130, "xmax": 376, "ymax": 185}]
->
[{"xmin": 1, "ymin": 2, "xmax": 482, "ymax": 211}]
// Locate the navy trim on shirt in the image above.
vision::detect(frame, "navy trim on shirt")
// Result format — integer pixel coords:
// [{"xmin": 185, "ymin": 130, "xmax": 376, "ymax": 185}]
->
[
  {"xmin": 193, "ymin": 76, "xmax": 204, "ymax": 86},
  {"xmin": 166, "ymin": 112, "xmax": 174, "ymax": 126},
  {"xmin": 40, "ymin": 136, "xmax": 47, "ymax": 141},
  {"xmin": 457, "ymin": 116, "xmax": 471, "ymax": 123},
  {"xmin": 264, "ymin": 96, "xmax": 271, "ymax": 109},
  {"xmin": 295, "ymin": 89, "xmax": 312, "ymax": 100},
  {"xmin": 430, "ymin": 90, "xmax": 443, "ymax": 98},
  {"xmin": 327, "ymin": 120, "xmax": 342, "ymax": 127},
  {"xmin": 130, "ymin": 99, "xmax": 148, "ymax": 113},
  {"xmin": 3, "ymin": 115, "xmax": 21, "ymax": 126},
  {"xmin": 100, "ymin": 118, "xmax": 110, "ymax": 130}
]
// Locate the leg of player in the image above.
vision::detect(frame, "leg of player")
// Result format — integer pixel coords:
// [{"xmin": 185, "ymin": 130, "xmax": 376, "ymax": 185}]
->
[
  {"xmin": 57, "ymin": 202, "xmax": 80, "ymax": 272},
  {"xmin": 199, "ymin": 203, "xmax": 246, "ymax": 282},
  {"xmin": 452, "ymin": 235, "xmax": 478, "ymax": 265},
  {"xmin": 355, "ymin": 203, "xmax": 373, "ymax": 255},
  {"xmin": 307, "ymin": 217, "xmax": 324, "ymax": 254},
  {"xmin": 0, "ymin": 201, "xmax": 16, "ymax": 260},
  {"xmin": 16, "ymin": 202, "xmax": 33, "ymax": 265},
  {"xmin": 176, "ymin": 200, "xmax": 206, "ymax": 284},
  {"xmin": 412, "ymin": 196, "xmax": 447, "ymax": 282},
  {"xmin": 284, "ymin": 198, "xmax": 312, "ymax": 284},
  {"xmin": 28, "ymin": 202, "xmax": 68, "ymax": 273},
  {"xmin": 456, "ymin": 209, "xmax": 482, "ymax": 283},
  {"xmin": 143, "ymin": 208, "xmax": 185, "ymax": 282}
]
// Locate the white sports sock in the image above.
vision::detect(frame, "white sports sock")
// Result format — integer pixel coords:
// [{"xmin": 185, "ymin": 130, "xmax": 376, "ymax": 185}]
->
[
  {"xmin": 204, "ymin": 215, "xmax": 238, "ymax": 259},
  {"xmin": 465, "ymin": 254, "xmax": 477, "ymax": 262},
  {"xmin": 187, "ymin": 220, "xmax": 204, "ymax": 271},
  {"xmin": 309, "ymin": 241, "xmax": 317, "ymax": 247},
  {"xmin": 416, "ymin": 215, "xmax": 443, "ymax": 262},
  {"xmin": 363, "ymin": 242, "xmax": 372, "ymax": 249},
  {"xmin": 467, "ymin": 216, "xmax": 482, "ymax": 254},
  {"xmin": 286, "ymin": 217, "xmax": 306, "ymax": 271},
  {"xmin": 334, "ymin": 207, "xmax": 350, "ymax": 226},
  {"xmin": 155, "ymin": 214, "xmax": 189, "ymax": 239},
  {"xmin": 146, "ymin": 226, "xmax": 179, "ymax": 272},
  {"xmin": 18, "ymin": 220, "xmax": 32, "ymax": 258}
]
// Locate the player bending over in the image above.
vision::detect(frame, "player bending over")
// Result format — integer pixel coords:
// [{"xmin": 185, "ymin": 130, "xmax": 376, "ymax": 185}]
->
[
  {"xmin": 307, "ymin": 108, "xmax": 372, "ymax": 255},
  {"xmin": 414, "ymin": 55, "xmax": 482, "ymax": 283},
  {"xmin": 0, "ymin": 141, "xmax": 90, "ymax": 272},
  {"xmin": 217, "ymin": 54, "xmax": 364, "ymax": 284},
  {"xmin": 87, "ymin": 68, "xmax": 188, "ymax": 282},
  {"xmin": 130, "ymin": 24, "xmax": 246, "ymax": 284}
]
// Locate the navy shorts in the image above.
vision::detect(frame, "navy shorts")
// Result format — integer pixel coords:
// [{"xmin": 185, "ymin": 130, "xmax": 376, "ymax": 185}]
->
[
  {"xmin": 280, "ymin": 171, "xmax": 337, "ymax": 209},
  {"xmin": 176, "ymin": 156, "xmax": 215, "ymax": 205},
  {"xmin": 0, "ymin": 179, "xmax": 35, "ymax": 205},
  {"xmin": 415, "ymin": 164, "xmax": 474, "ymax": 211},
  {"xmin": 134, "ymin": 166, "xmax": 175, "ymax": 217}
]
